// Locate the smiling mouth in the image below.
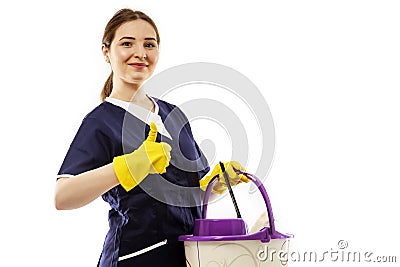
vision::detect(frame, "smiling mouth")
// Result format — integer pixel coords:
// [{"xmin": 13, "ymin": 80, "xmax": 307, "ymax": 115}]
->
[{"xmin": 129, "ymin": 63, "xmax": 148, "ymax": 68}]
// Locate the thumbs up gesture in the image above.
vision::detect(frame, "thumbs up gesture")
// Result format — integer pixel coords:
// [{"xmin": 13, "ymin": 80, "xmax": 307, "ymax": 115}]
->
[
  {"xmin": 113, "ymin": 122, "xmax": 172, "ymax": 191},
  {"xmin": 143, "ymin": 122, "xmax": 172, "ymax": 174}
]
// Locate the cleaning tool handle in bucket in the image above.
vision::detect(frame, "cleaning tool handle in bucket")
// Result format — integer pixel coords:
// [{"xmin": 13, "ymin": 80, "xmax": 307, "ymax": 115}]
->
[{"xmin": 219, "ymin": 161, "xmax": 242, "ymax": 218}]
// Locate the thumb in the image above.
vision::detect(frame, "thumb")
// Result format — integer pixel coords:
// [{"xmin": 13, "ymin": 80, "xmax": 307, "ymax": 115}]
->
[{"xmin": 146, "ymin": 122, "xmax": 158, "ymax": 142}]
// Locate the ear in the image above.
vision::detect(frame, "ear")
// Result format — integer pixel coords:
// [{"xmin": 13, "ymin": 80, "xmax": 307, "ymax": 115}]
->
[{"xmin": 102, "ymin": 45, "xmax": 110, "ymax": 63}]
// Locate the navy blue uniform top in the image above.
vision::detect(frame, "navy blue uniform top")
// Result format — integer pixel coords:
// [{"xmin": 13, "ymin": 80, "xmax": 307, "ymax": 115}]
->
[{"xmin": 58, "ymin": 98, "xmax": 209, "ymax": 267}]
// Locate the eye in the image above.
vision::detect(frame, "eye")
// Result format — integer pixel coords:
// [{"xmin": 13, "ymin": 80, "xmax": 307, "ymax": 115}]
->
[
  {"xmin": 145, "ymin": 42, "xmax": 157, "ymax": 48},
  {"xmin": 121, "ymin": 42, "xmax": 132, "ymax": 47}
]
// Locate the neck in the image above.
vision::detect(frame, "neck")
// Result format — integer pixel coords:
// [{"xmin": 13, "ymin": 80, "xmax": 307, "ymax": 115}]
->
[
  {"xmin": 109, "ymin": 79, "xmax": 146, "ymax": 102},
  {"xmin": 109, "ymin": 81, "xmax": 154, "ymax": 112}
]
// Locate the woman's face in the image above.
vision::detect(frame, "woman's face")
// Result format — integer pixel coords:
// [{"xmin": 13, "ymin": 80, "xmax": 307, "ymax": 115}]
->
[{"xmin": 103, "ymin": 19, "xmax": 159, "ymax": 88}]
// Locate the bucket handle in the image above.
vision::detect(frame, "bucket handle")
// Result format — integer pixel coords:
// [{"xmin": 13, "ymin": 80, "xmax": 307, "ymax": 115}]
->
[{"xmin": 202, "ymin": 171, "xmax": 276, "ymax": 236}]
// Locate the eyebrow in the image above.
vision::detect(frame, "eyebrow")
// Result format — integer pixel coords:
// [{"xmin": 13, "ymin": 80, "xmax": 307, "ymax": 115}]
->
[{"xmin": 119, "ymin": 36, "xmax": 157, "ymax": 42}]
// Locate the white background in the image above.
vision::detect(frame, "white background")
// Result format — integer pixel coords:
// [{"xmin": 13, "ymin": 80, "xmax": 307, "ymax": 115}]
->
[{"xmin": 1, "ymin": 0, "xmax": 399, "ymax": 266}]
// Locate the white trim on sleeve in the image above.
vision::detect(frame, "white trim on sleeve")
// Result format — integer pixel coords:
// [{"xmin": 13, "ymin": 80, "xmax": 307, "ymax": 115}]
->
[{"xmin": 56, "ymin": 174, "xmax": 75, "ymax": 179}]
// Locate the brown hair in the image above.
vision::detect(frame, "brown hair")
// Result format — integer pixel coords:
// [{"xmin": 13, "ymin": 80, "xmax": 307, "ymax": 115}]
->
[{"xmin": 100, "ymin": 9, "xmax": 160, "ymax": 101}]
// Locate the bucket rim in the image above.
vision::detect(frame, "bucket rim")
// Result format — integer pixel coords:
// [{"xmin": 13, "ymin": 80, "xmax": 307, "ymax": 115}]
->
[{"xmin": 179, "ymin": 227, "xmax": 292, "ymax": 242}]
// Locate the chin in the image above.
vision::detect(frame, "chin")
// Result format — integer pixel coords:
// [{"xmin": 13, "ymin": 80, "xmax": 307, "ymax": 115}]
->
[{"xmin": 126, "ymin": 77, "xmax": 148, "ymax": 86}]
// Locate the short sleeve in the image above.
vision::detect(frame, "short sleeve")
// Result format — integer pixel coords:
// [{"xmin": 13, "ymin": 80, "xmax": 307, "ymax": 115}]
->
[{"xmin": 57, "ymin": 117, "xmax": 116, "ymax": 178}]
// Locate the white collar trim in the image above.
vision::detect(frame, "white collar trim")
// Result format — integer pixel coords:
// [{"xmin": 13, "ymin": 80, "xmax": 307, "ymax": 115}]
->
[{"xmin": 105, "ymin": 96, "xmax": 172, "ymax": 139}]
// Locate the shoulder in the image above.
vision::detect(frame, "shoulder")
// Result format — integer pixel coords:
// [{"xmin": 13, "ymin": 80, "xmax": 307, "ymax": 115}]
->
[
  {"xmin": 80, "ymin": 101, "xmax": 125, "ymax": 129},
  {"xmin": 84, "ymin": 101, "xmax": 125, "ymax": 120},
  {"xmin": 66, "ymin": 102, "xmax": 126, "ymax": 147},
  {"xmin": 70, "ymin": 102, "xmax": 124, "ymax": 150}
]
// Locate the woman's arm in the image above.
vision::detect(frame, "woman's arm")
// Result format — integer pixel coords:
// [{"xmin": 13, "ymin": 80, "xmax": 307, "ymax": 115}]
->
[{"xmin": 54, "ymin": 163, "xmax": 119, "ymax": 210}]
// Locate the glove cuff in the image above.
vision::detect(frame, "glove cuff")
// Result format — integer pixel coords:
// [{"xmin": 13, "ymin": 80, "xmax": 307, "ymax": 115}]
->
[{"xmin": 113, "ymin": 155, "xmax": 140, "ymax": 192}]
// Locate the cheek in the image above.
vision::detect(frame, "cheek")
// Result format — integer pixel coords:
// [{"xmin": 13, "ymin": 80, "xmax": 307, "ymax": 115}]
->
[
  {"xmin": 113, "ymin": 49, "xmax": 131, "ymax": 64},
  {"xmin": 148, "ymin": 50, "xmax": 159, "ymax": 64}
]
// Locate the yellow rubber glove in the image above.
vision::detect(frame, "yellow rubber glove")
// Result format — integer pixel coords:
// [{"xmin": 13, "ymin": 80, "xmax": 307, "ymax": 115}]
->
[
  {"xmin": 199, "ymin": 161, "xmax": 249, "ymax": 194},
  {"xmin": 113, "ymin": 122, "xmax": 172, "ymax": 191}
]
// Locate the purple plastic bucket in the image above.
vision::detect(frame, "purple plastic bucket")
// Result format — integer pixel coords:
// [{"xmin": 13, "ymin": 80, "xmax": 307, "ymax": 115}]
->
[
  {"xmin": 179, "ymin": 172, "xmax": 292, "ymax": 266},
  {"xmin": 180, "ymin": 172, "xmax": 291, "ymax": 242}
]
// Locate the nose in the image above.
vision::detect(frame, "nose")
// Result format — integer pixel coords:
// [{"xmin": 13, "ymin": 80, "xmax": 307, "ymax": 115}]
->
[{"xmin": 133, "ymin": 45, "xmax": 147, "ymax": 60}]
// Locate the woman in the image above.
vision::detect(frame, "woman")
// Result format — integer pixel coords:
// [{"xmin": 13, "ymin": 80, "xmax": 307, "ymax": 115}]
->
[{"xmin": 55, "ymin": 8, "xmax": 248, "ymax": 267}]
